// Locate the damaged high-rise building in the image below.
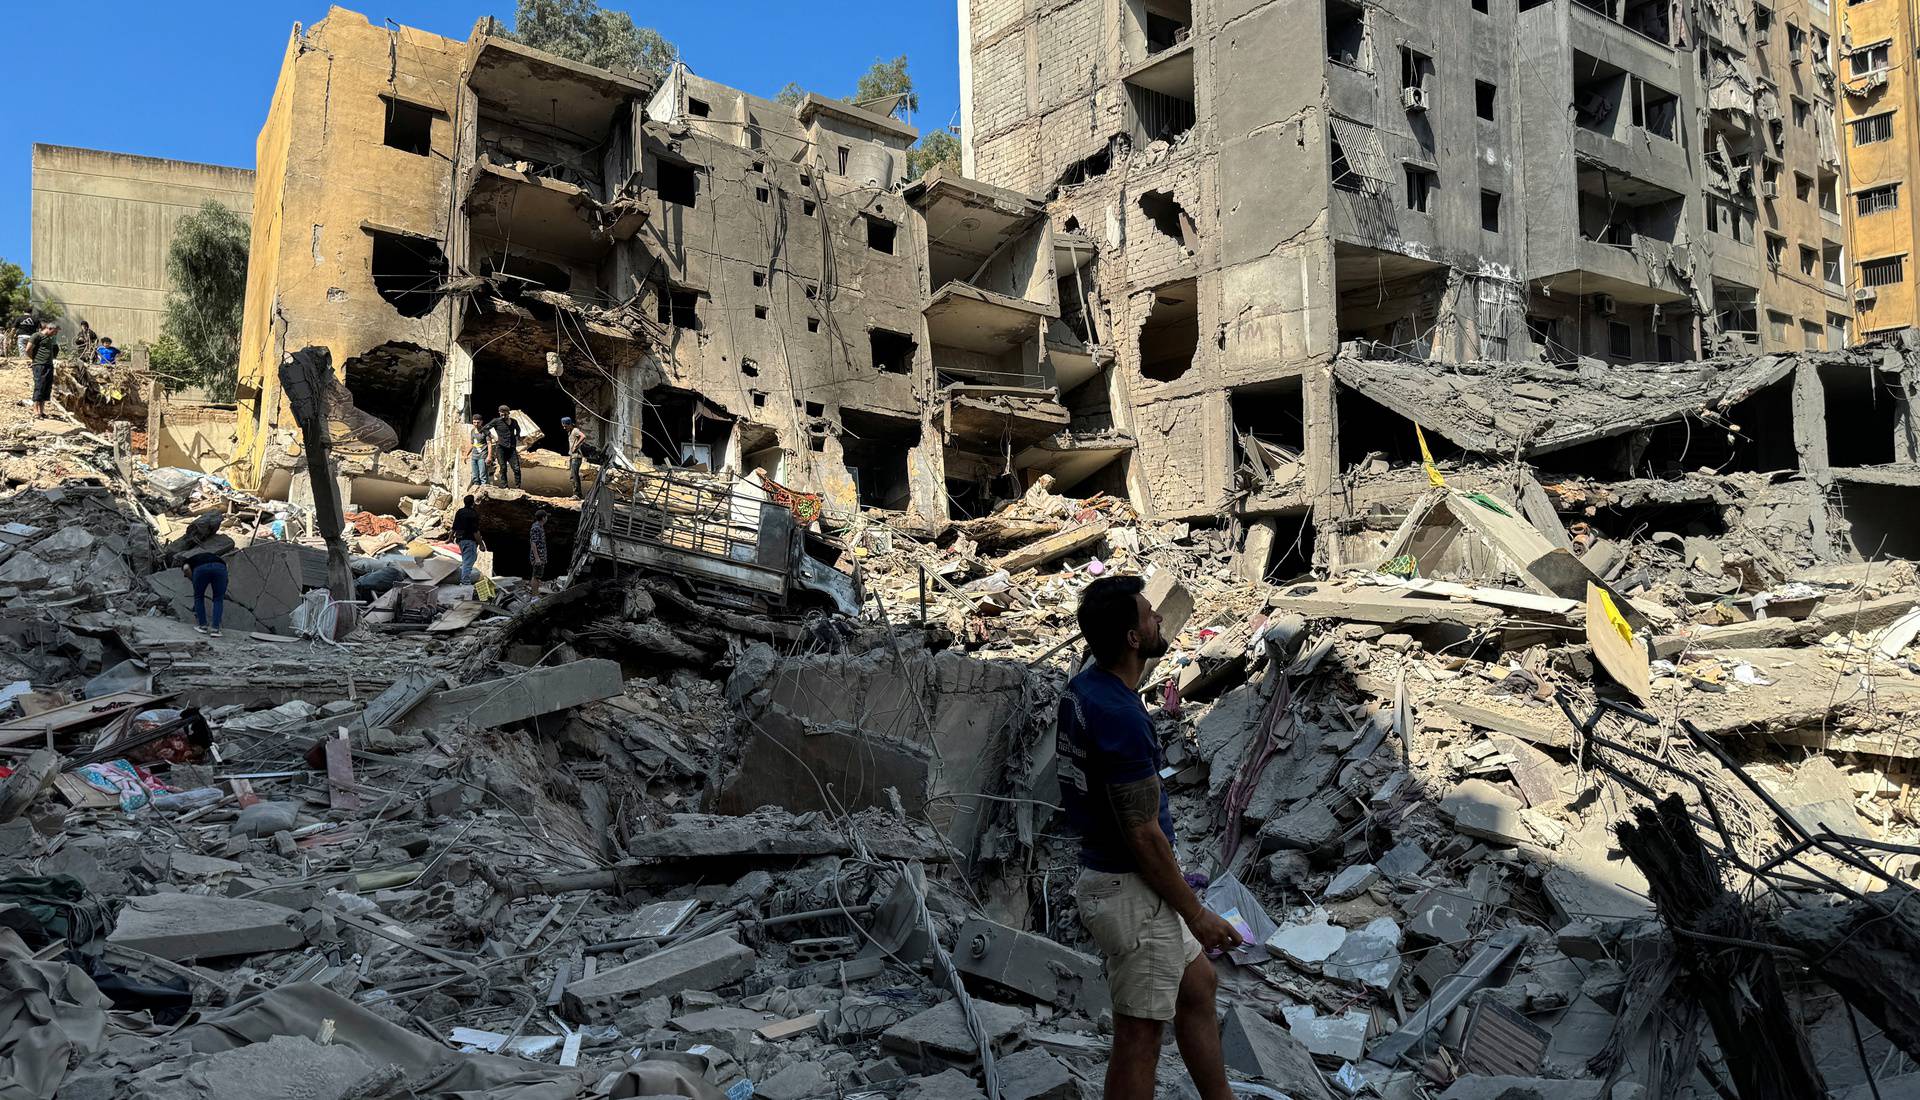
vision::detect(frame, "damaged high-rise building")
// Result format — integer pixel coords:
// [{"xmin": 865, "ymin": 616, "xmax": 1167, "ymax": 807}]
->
[
  {"xmin": 958, "ymin": 0, "xmax": 1864, "ymax": 563},
  {"xmin": 1840, "ymin": 0, "xmax": 1920, "ymax": 336},
  {"xmin": 231, "ymin": 7, "xmax": 1109, "ymax": 521}
]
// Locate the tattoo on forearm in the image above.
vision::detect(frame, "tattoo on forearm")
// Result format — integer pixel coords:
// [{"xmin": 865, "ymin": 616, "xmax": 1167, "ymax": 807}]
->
[{"xmin": 1107, "ymin": 776, "xmax": 1162, "ymax": 830}]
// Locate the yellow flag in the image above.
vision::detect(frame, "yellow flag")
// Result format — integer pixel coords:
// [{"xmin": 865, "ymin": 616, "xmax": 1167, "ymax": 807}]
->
[
  {"xmin": 1596, "ymin": 585, "xmax": 1634, "ymax": 645},
  {"xmin": 1416, "ymin": 425, "xmax": 1446, "ymax": 488}
]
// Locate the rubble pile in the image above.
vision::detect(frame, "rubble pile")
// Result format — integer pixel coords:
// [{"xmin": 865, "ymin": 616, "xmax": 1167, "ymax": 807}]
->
[{"xmin": 2, "ymin": 359, "xmax": 1919, "ymax": 1100}]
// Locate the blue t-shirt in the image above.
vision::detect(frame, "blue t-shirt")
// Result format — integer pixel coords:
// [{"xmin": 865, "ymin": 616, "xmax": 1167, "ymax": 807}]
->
[
  {"xmin": 1057, "ymin": 665, "xmax": 1174, "ymax": 873},
  {"xmin": 95, "ymin": 346, "xmax": 118, "ymax": 364}
]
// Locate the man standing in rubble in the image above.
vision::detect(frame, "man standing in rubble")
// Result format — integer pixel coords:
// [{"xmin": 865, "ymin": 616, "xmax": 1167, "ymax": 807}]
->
[
  {"xmin": 563, "ymin": 416, "xmax": 589, "ymax": 498},
  {"xmin": 487, "ymin": 405, "xmax": 523, "ymax": 489},
  {"xmin": 452, "ymin": 495, "xmax": 484, "ymax": 584},
  {"xmin": 527, "ymin": 506, "xmax": 550, "ymax": 596},
  {"xmin": 1059, "ymin": 575, "xmax": 1239, "ymax": 1100},
  {"xmin": 26, "ymin": 322, "xmax": 60, "ymax": 419}
]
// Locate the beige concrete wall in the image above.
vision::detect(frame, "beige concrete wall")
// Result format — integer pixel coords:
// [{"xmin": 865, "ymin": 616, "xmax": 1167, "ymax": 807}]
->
[{"xmin": 30, "ymin": 144, "xmax": 254, "ymax": 348}]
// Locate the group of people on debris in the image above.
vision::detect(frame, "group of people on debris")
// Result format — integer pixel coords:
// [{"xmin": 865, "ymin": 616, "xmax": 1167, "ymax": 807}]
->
[
  {"xmin": 450, "ymin": 495, "xmax": 551, "ymax": 593},
  {"xmin": 464, "ymin": 405, "xmax": 595, "ymax": 498},
  {"xmin": 13, "ymin": 316, "xmax": 122, "ymax": 421}
]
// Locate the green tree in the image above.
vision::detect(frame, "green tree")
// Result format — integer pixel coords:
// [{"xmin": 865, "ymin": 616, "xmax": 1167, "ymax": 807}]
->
[
  {"xmin": 774, "ymin": 81, "xmax": 805, "ymax": 107},
  {"xmin": 158, "ymin": 201, "xmax": 249, "ymax": 399},
  {"xmin": 506, "ymin": 0, "xmax": 678, "ymax": 79},
  {"xmin": 854, "ymin": 55, "xmax": 918, "ymax": 114},
  {"xmin": 908, "ymin": 129, "xmax": 961, "ymax": 181},
  {"xmin": 0, "ymin": 261, "xmax": 32, "ymax": 323}
]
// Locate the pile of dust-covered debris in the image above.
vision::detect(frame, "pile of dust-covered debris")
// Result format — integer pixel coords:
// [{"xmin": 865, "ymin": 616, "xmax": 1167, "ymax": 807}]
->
[{"xmin": 1, "ymin": 387, "xmax": 1917, "ymax": 1100}]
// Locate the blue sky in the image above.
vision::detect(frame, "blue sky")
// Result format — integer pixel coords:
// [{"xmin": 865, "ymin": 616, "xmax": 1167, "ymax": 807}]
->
[{"xmin": 0, "ymin": 1, "xmax": 960, "ymax": 271}]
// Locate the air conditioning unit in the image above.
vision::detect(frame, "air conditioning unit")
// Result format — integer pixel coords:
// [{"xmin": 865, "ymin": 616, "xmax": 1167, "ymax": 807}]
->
[
  {"xmin": 1856, "ymin": 286, "xmax": 1878, "ymax": 304},
  {"xmin": 1761, "ymin": 180, "xmax": 1779, "ymax": 198},
  {"xmin": 1756, "ymin": 27, "xmax": 1771, "ymax": 45},
  {"xmin": 1402, "ymin": 85, "xmax": 1430, "ymax": 111},
  {"xmin": 1594, "ymin": 293, "xmax": 1619, "ymax": 316},
  {"xmin": 1791, "ymin": 51, "xmax": 1804, "ymax": 66}
]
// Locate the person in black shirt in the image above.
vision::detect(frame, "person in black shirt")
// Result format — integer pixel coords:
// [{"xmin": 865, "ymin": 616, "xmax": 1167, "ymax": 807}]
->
[
  {"xmin": 451, "ymin": 495, "xmax": 485, "ymax": 584},
  {"xmin": 26, "ymin": 323, "xmax": 59, "ymax": 418},
  {"xmin": 487, "ymin": 406, "xmax": 523, "ymax": 489},
  {"xmin": 182, "ymin": 549, "xmax": 229, "ymax": 638}
]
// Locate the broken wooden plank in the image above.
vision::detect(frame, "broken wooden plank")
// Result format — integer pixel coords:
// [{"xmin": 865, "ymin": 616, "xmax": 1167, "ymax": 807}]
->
[
  {"xmin": 0, "ymin": 691, "xmax": 166, "ymax": 747},
  {"xmin": 1587, "ymin": 583, "xmax": 1650, "ymax": 703},
  {"xmin": 428, "ymin": 601, "xmax": 488, "ymax": 633},
  {"xmin": 990, "ymin": 521, "xmax": 1109, "ymax": 573},
  {"xmin": 324, "ymin": 732, "xmax": 359, "ymax": 811}
]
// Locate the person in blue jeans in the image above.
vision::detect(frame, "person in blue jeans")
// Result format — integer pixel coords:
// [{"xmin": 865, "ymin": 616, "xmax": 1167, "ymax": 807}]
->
[
  {"xmin": 182, "ymin": 549, "xmax": 229, "ymax": 638},
  {"xmin": 466, "ymin": 413, "xmax": 490, "ymax": 487},
  {"xmin": 451, "ymin": 495, "xmax": 484, "ymax": 583}
]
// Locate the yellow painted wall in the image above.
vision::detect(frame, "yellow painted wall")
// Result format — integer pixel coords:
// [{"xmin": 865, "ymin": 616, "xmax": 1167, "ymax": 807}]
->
[
  {"xmin": 1841, "ymin": 0, "xmax": 1920, "ymax": 335},
  {"xmin": 234, "ymin": 7, "xmax": 464, "ymax": 490}
]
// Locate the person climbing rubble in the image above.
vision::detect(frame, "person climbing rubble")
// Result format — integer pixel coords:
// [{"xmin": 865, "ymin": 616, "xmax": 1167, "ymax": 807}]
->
[
  {"xmin": 1058, "ymin": 574, "xmax": 1240, "ymax": 1100},
  {"xmin": 180, "ymin": 546, "xmax": 229, "ymax": 638}
]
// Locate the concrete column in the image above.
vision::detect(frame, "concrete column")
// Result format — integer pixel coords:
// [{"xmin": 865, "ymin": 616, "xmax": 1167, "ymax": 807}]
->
[
  {"xmin": 1303, "ymin": 361, "xmax": 1341, "ymax": 570},
  {"xmin": 1791, "ymin": 362, "xmax": 1830, "ymax": 475}
]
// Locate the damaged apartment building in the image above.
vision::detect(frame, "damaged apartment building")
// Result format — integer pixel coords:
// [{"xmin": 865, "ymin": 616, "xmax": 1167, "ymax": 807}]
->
[
  {"xmin": 957, "ymin": 0, "xmax": 1875, "ymax": 570},
  {"xmin": 231, "ymin": 7, "xmax": 1115, "ymax": 523}
]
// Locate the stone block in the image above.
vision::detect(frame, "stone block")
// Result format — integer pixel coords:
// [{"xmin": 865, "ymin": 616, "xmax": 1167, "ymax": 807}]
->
[
  {"xmin": 1323, "ymin": 916, "xmax": 1402, "ymax": 989},
  {"xmin": 755, "ymin": 1059, "xmax": 832, "ymax": 1100},
  {"xmin": 997, "ymin": 1048, "xmax": 1075, "ymax": 1100},
  {"xmin": 900, "ymin": 1069, "xmax": 987, "ymax": 1100},
  {"xmin": 108, "ymin": 893, "xmax": 304, "ymax": 961},
  {"xmin": 562, "ymin": 932, "xmax": 754, "ymax": 1022},
  {"xmin": 1376, "ymin": 839, "xmax": 1430, "ymax": 879},
  {"xmin": 1219, "ymin": 1004, "xmax": 1333, "ymax": 1099},
  {"xmin": 1441, "ymin": 780, "xmax": 1530, "ymax": 846},
  {"xmin": 881, "ymin": 999, "xmax": 1027, "ymax": 1073},
  {"xmin": 1283, "ymin": 1006, "xmax": 1370, "ymax": 1062},
  {"xmin": 1325, "ymin": 862, "xmax": 1379, "ymax": 900},
  {"xmin": 1265, "ymin": 911, "xmax": 1347, "ymax": 968}
]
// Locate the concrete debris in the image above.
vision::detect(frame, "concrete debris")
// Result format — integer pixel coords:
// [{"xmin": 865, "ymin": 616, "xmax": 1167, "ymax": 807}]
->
[{"xmin": 6, "ymin": 19, "xmax": 1920, "ymax": 1099}]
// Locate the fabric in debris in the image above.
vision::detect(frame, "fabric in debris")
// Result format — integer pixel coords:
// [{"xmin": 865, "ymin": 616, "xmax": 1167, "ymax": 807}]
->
[
  {"xmin": 74, "ymin": 760, "xmax": 156, "ymax": 813},
  {"xmin": 1201, "ymin": 870, "xmax": 1279, "ymax": 966},
  {"xmin": 0, "ymin": 928, "xmax": 109, "ymax": 1100},
  {"xmin": 0, "ymin": 876, "xmax": 117, "ymax": 953},
  {"xmin": 177, "ymin": 983, "xmax": 585, "ymax": 1100}
]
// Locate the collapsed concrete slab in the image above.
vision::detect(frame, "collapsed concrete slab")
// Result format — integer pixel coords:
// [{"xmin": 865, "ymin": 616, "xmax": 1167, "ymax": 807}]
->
[
  {"xmin": 881, "ymin": 999, "xmax": 1028, "ymax": 1073},
  {"xmin": 405, "ymin": 658, "xmax": 623, "ymax": 731},
  {"xmin": 561, "ymin": 931, "xmax": 754, "ymax": 1022},
  {"xmin": 148, "ymin": 542, "xmax": 309, "ymax": 634},
  {"xmin": 107, "ymin": 893, "xmax": 305, "ymax": 961},
  {"xmin": 1219, "ymin": 1004, "xmax": 1334, "ymax": 1100}
]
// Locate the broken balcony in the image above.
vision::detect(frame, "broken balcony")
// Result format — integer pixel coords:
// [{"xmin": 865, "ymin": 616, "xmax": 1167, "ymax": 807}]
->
[
  {"xmin": 1534, "ymin": 167, "xmax": 1689, "ymax": 303},
  {"xmin": 1122, "ymin": 41, "xmax": 1197, "ymax": 145},
  {"xmin": 464, "ymin": 30, "xmax": 652, "ymax": 148},
  {"xmin": 464, "ymin": 160, "xmax": 648, "ymax": 264}
]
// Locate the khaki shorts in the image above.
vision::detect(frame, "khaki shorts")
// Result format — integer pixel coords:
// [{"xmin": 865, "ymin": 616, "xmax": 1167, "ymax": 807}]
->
[{"xmin": 1075, "ymin": 869, "xmax": 1202, "ymax": 1021}]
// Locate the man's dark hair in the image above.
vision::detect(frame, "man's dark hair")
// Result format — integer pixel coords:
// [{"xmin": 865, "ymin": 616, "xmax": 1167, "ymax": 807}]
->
[
  {"xmin": 1078, "ymin": 575, "xmax": 1148, "ymax": 666},
  {"xmin": 464, "ymin": 495, "xmax": 476, "ymax": 507}
]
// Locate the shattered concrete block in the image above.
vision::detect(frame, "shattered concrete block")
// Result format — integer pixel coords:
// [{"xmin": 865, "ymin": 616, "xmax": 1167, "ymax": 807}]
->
[
  {"xmin": 1219, "ymin": 1005, "xmax": 1334, "ymax": 1099},
  {"xmin": 1376, "ymin": 839, "xmax": 1430, "ymax": 879},
  {"xmin": 899, "ymin": 1069, "xmax": 987, "ymax": 1100},
  {"xmin": 994, "ymin": 1049, "xmax": 1075, "ymax": 1100},
  {"xmin": 1264, "ymin": 850, "xmax": 1312, "ymax": 887},
  {"xmin": 182, "ymin": 1034, "xmax": 378, "ymax": 1100},
  {"xmin": 1282, "ymin": 1005, "xmax": 1370, "ymax": 1062},
  {"xmin": 1256, "ymin": 801, "xmax": 1343, "ymax": 854},
  {"xmin": 755, "ymin": 1059, "xmax": 832, "ymax": 1100},
  {"xmin": 880, "ymin": 999, "xmax": 1027, "ymax": 1073},
  {"xmin": 954, "ymin": 917, "xmax": 1109, "ymax": 1018},
  {"xmin": 1265, "ymin": 911, "xmax": 1347, "ymax": 968},
  {"xmin": 108, "ymin": 893, "xmax": 305, "ymax": 961},
  {"xmin": 1406, "ymin": 889, "xmax": 1476, "ymax": 947},
  {"xmin": 562, "ymin": 932, "xmax": 753, "ymax": 1022},
  {"xmin": 1440, "ymin": 780, "xmax": 1530, "ymax": 846},
  {"xmin": 1325, "ymin": 862, "xmax": 1379, "ymax": 900},
  {"xmin": 1323, "ymin": 917, "xmax": 1402, "ymax": 990}
]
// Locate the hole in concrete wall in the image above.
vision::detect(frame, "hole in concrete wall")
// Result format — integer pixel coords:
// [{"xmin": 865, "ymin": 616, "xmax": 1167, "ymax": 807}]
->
[
  {"xmin": 1327, "ymin": 0, "xmax": 1369, "ymax": 67},
  {"xmin": 1586, "ymin": 499, "xmax": 1728, "ymax": 545},
  {"xmin": 658, "ymin": 289, "xmax": 701, "ymax": 330},
  {"xmin": 756, "ymin": 186, "xmax": 771, "ymax": 203},
  {"xmin": 688, "ymin": 97, "xmax": 711, "ymax": 118},
  {"xmin": 1140, "ymin": 0, "xmax": 1194, "ymax": 53},
  {"xmin": 381, "ymin": 97, "xmax": 437, "ymax": 156},
  {"xmin": 1836, "ymin": 482, "xmax": 1920, "ymax": 559},
  {"xmin": 1139, "ymin": 280, "xmax": 1199, "ymax": 382},
  {"xmin": 841, "ymin": 409, "xmax": 917, "ymax": 509},
  {"xmin": 343, "ymin": 342, "xmax": 445, "ymax": 452},
  {"xmin": 1476, "ymin": 81, "xmax": 1498, "ymax": 120},
  {"xmin": 1535, "ymin": 385, "xmax": 1798, "ymax": 478},
  {"xmin": 741, "ymin": 358, "xmax": 760, "ymax": 377},
  {"xmin": 870, "ymin": 328, "xmax": 916, "ymax": 374},
  {"xmin": 1126, "ymin": 82, "xmax": 1196, "ymax": 144},
  {"xmin": 1481, "ymin": 190, "xmax": 1502, "ymax": 232},
  {"xmin": 752, "ymin": 271, "xmax": 766, "ymax": 288},
  {"xmin": 751, "ymin": 390, "xmax": 768, "ymax": 408},
  {"xmin": 656, "ymin": 159, "xmax": 698, "ymax": 207},
  {"xmin": 1139, "ymin": 191, "xmax": 1195, "ymax": 249},
  {"xmin": 1337, "ymin": 384, "xmax": 1466, "ymax": 470},
  {"xmin": 369, "ymin": 232, "xmax": 447, "ymax": 319},
  {"xmin": 1054, "ymin": 145, "xmax": 1114, "ymax": 190},
  {"xmin": 865, "ymin": 215, "xmax": 897, "ymax": 254},
  {"xmin": 1404, "ymin": 165, "xmax": 1437, "ymax": 213},
  {"xmin": 1232, "ymin": 379, "xmax": 1307, "ymax": 463},
  {"xmin": 806, "ymin": 401, "xmax": 826, "ymax": 417},
  {"xmin": 1256, "ymin": 511, "xmax": 1319, "ymax": 583},
  {"xmin": 754, "ymin": 306, "xmax": 769, "ymax": 320},
  {"xmin": 807, "ymin": 317, "xmax": 821, "ymax": 333},
  {"xmin": 803, "ymin": 199, "xmax": 818, "ymax": 216},
  {"xmin": 1822, "ymin": 364, "xmax": 1901, "ymax": 467},
  {"xmin": 637, "ymin": 389, "xmax": 734, "ymax": 468},
  {"xmin": 471, "ymin": 351, "xmax": 580, "ymax": 457}
]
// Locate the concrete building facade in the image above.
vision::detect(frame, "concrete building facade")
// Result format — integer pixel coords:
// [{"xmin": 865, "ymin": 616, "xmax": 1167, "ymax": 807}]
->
[
  {"xmin": 233, "ymin": 7, "xmax": 1104, "ymax": 525},
  {"xmin": 29, "ymin": 144, "xmax": 254, "ymax": 348},
  {"xmin": 1841, "ymin": 0, "xmax": 1920, "ymax": 336},
  {"xmin": 957, "ymin": 0, "xmax": 1857, "ymax": 566}
]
